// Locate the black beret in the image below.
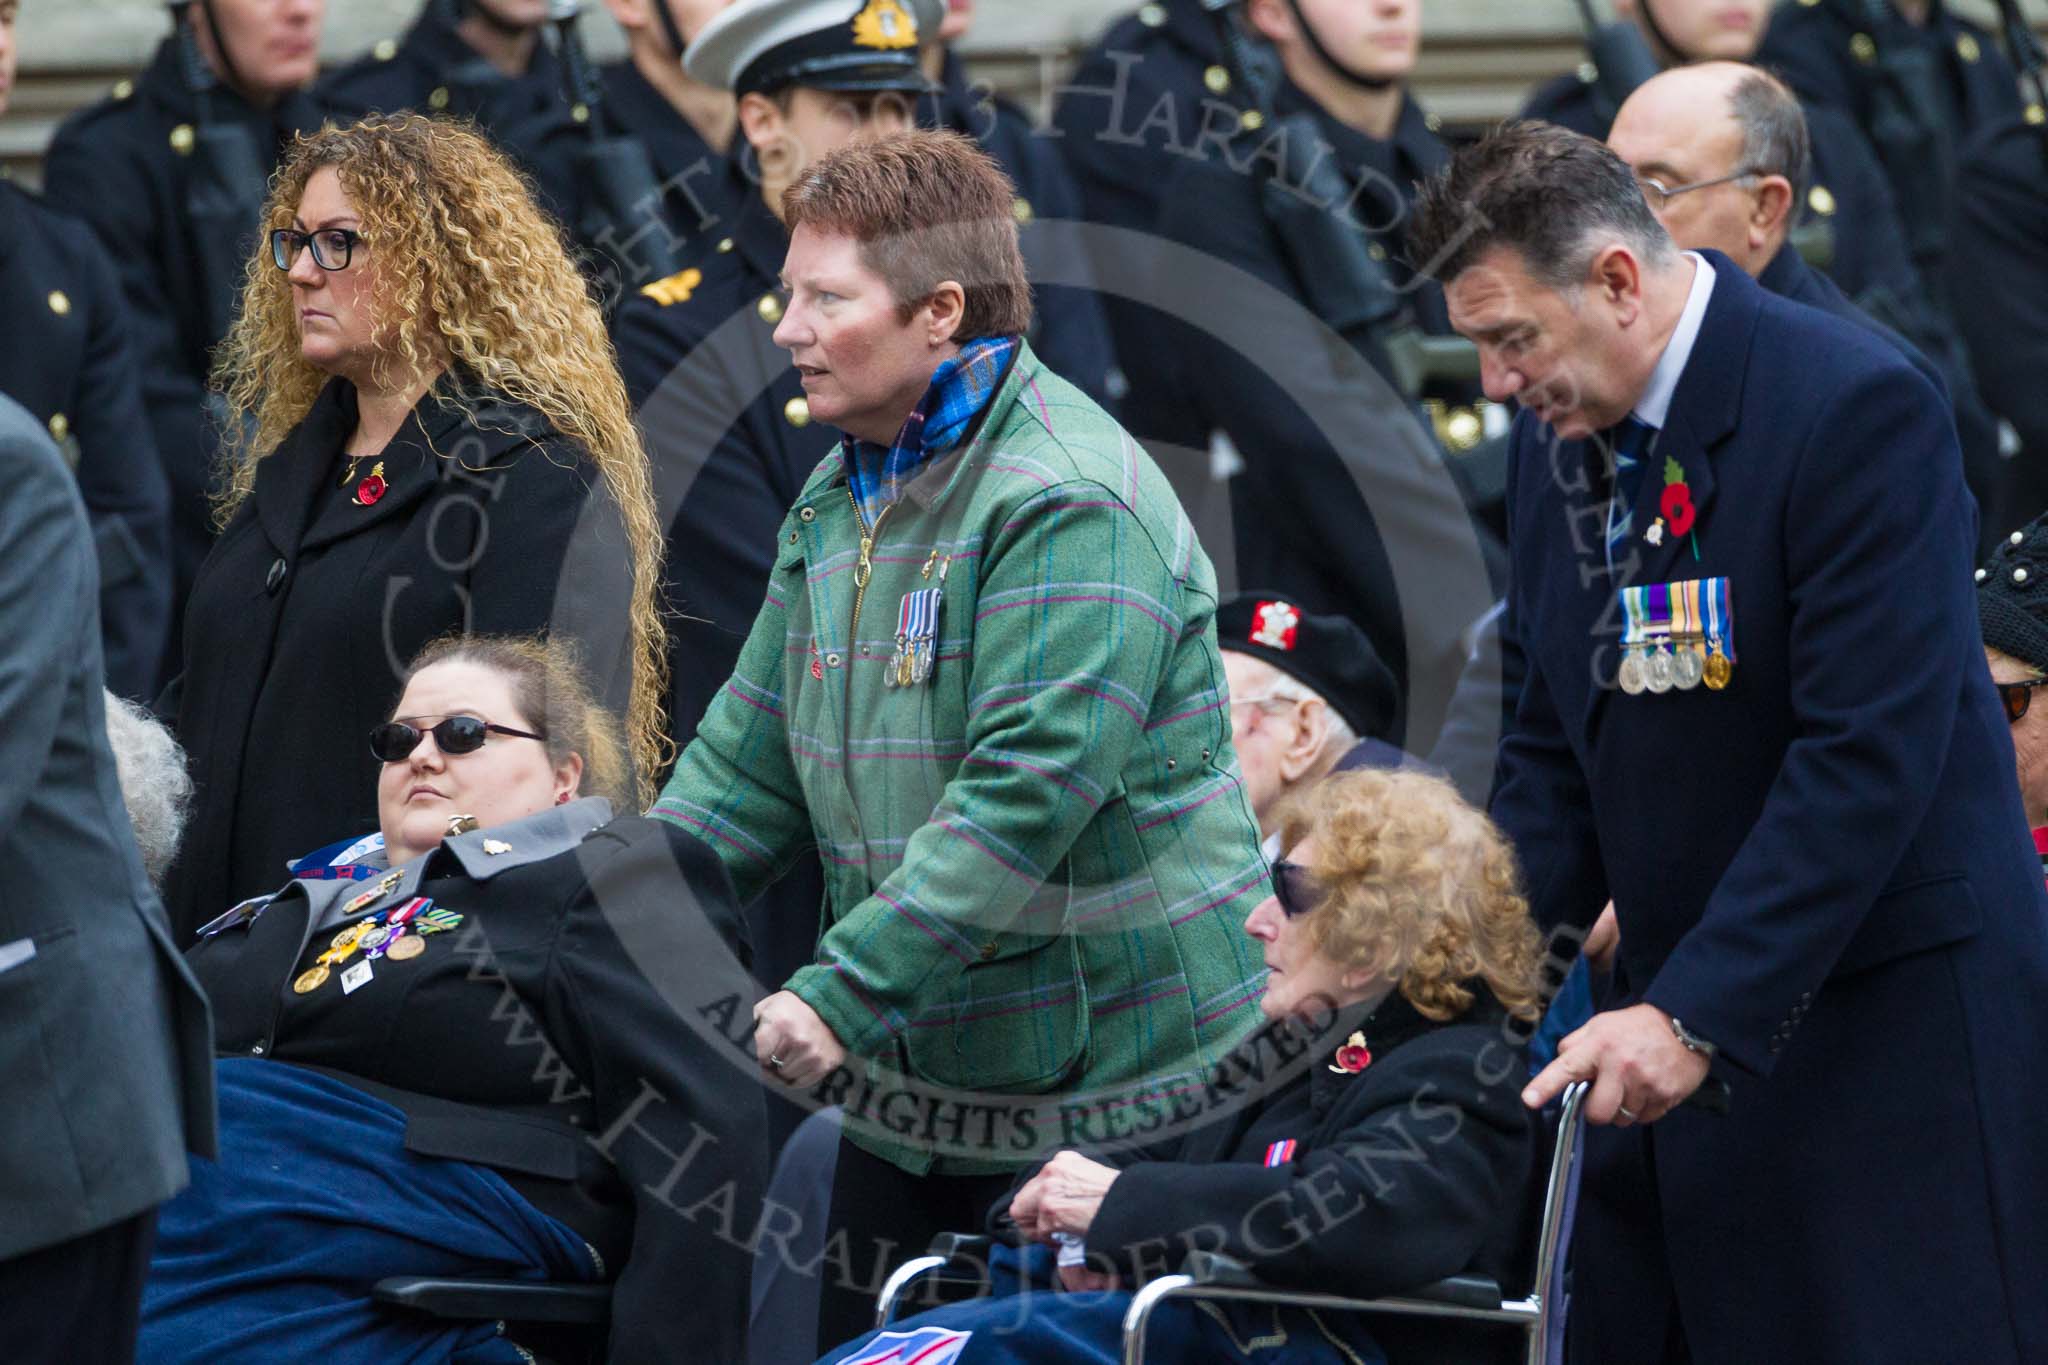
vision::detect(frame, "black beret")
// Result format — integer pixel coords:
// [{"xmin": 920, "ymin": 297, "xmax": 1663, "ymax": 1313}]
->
[
  {"xmin": 1977, "ymin": 516, "xmax": 2048, "ymax": 673},
  {"xmin": 1216, "ymin": 593, "xmax": 1399, "ymax": 742}
]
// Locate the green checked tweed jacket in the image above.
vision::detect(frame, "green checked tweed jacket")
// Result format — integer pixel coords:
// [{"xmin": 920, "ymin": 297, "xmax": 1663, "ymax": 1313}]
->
[{"xmin": 654, "ymin": 341, "xmax": 1270, "ymax": 1175}]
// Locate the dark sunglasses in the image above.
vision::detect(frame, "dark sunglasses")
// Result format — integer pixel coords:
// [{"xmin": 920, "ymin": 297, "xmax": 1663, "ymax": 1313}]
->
[
  {"xmin": 270, "ymin": 226, "xmax": 363, "ymax": 272},
  {"xmin": 1270, "ymin": 858, "xmax": 1324, "ymax": 919},
  {"xmin": 369, "ymin": 715, "xmax": 547, "ymax": 764},
  {"xmin": 1995, "ymin": 678, "xmax": 2048, "ymax": 723}
]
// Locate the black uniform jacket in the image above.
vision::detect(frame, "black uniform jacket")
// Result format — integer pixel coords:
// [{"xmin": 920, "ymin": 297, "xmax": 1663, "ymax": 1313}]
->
[
  {"xmin": 1147, "ymin": 89, "xmax": 1502, "ymax": 751},
  {"xmin": 186, "ymin": 803, "xmax": 769, "ymax": 1364},
  {"xmin": 0, "ymin": 180, "xmax": 173, "ymax": 698},
  {"xmin": 43, "ymin": 41, "xmax": 322, "ymax": 661},
  {"xmin": 1000, "ymin": 991, "xmax": 1537, "ymax": 1365},
  {"xmin": 923, "ymin": 49, "xmax": 1121, "ymax": 411},
  {"xmin": 164, "ymin": 376, "xmax": 621, "ymax": 941},
  {"xmin": 613, "ymin": 180, "xmax": 833, "ymax": 993},
  {"xmin": 1951, "ymin": 116, "xmax": 2048, "ymax": 530},
  {"xmin": 590, "ymin": 60, "xmax": 740, "ymax": 276}
]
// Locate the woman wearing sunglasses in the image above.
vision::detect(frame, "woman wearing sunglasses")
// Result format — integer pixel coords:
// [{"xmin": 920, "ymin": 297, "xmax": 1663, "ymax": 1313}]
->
[
  {"xmin": 1977, "ymin": 520, "xmax": 2048, "ymax": 884},
  {"xmin": 148, "ymin": 634, "xmax": 764, "ymax": 1365},
  {"xmin": 820, "ymin": 767, "xmax": 1550, "ymax": 1365},
  {"xmin": 158, "ymin": 112, "xmax": 668, "ymax": 944}
]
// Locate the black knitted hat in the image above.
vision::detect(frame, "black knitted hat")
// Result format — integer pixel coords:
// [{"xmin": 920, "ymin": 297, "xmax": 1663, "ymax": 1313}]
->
[{"xmin": 1977, "ymin": 516, "xmax": 2048, "ymax": 672}]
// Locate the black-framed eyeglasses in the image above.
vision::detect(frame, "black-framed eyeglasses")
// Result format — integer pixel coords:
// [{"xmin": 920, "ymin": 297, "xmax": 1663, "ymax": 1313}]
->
[
  {"xmin": 270, "ymin": 226, "xmax": 363, "ymax": 272},
  {"xmin": 1271, "ymin": 858, "xmax": 1325, "ymax": 919},
  {"xmin": 1635, "ymin": 168, "xmax": 1758, "ymax": 212},
  {"xmin": 369, "ymin": 715, "xmax": 548, "ymax": 764},
  {"xmin": 1994, "ymin": 677, "xmax": 2048, "ymax": 723}
]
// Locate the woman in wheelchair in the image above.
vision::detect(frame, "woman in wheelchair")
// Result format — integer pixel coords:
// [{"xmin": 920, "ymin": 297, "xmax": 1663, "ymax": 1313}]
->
[
  {"xmin": 822, "ymin": 767, "xmax": 1549, "ymax": 1365},
  {"xmin": 142, "ymin": 635, "xmax": 766, "ymax": 1364}
]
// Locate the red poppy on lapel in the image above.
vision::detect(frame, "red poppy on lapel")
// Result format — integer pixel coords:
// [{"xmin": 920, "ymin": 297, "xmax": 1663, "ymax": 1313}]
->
[
  {"xmin": 353, "ymin": 461, "xmax": 387, "ymax": 507},
  {"xmin": 1328, "ymin": 1030, "xmax": 1372, "ymax": 1075}
]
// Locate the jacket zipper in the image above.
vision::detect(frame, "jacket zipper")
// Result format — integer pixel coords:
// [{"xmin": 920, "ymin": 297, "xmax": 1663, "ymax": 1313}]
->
[{"xmin": 847, "ymin": 486, "xmax": 893, "ymax": 650}]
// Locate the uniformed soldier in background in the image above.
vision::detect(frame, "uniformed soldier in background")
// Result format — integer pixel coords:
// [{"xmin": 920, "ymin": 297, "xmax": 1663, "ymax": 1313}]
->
[
  {"xmin": 1144, "ymin": 0, "xmax": 1503, "ymax": 754},
  {"xmin": 42, "ymin": 0, "xmax": 323, "ymax": 687},
  {"xmin": 1757, "ymin": 0, "xmax": 2020, "ymax": 307},
  {"xmin": 915, "ymin": 0, "xmax": 1120, "ymax": 410},
  {"xmin": 0, "ymin": 0, "xmax": 173, "ymax": 701}
]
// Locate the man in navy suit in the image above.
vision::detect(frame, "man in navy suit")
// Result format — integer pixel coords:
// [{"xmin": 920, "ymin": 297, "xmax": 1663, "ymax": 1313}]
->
[{"xmin": 1411, "ymin": 123, "xmax": 2048, "ymax": 1362}]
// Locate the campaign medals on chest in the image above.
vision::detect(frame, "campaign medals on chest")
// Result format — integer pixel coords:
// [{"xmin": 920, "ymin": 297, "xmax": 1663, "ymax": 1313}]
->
[
  {"xmin": 886, "ymin": 550, "xmax": 952, "ymax": 688},
  {"xmin": 1618, "ymin": 578, "xmax": 1736, "ymax": 696},
  {"xmin": 291, "ymin": 893, "xmax": 465, "ymax": 994}
]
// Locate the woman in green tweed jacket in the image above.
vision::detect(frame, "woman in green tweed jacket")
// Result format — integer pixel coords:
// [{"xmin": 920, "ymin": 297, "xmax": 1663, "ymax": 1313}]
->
[{"xmin": 650, "ymin": 130, "xmax": 1270, "ymax": 1349}]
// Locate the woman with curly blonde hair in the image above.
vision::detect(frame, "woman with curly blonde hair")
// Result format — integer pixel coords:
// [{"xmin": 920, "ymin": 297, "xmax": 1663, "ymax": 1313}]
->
[
  {"xmin": 824, "ymin": 766, "xmax": 1551, "ymax": 1365},
  {"xmin": 163, "ymin": 113, "xmax": 668, "ymax": 941}
]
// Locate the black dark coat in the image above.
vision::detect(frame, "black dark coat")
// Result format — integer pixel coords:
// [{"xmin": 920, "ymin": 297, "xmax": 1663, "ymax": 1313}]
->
[
  {"xmin": 1951, "ymin": 116, "xmax": 2048, "ymax": 531},
  {"xmin": 42, "ymin": 41, "xmax": 322, "ymax": 677},
  {"xmin": 1146, "ymin": 91, "xmax": 1504, "ymax": 751},
  {"xmin": 923, "ymin": 49, "xmax": 1121, "ymax": 411},
  {"xmin": 588, "ymin": 59, "xmax": 741, "ymax": 271},
  {"xmin": 0, "ymin": 180, "xmax": 173, "ymax": 699},
  {"xmin": 163, "ymin": 378, "xmax": 620, "ymax": 942},
  {"xmin": 185, "ymin": 807, "xmax": 768, "ymax": 1364},
  {"xmin": 999, "ymin": 993, "xmax": 1537, "ymax": 1365}
]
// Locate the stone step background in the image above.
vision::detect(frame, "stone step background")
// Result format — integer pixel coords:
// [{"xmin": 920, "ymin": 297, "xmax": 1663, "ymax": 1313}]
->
[{"xmin": 4, "ymin": 0, "xmax": 2037, "ymax": 184}]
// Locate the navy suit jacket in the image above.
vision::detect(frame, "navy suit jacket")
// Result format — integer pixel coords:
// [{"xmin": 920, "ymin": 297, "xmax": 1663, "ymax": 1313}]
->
[{"xmin": 1493, "ymin": 252, "xmax": 2037, "ymax": 1074}]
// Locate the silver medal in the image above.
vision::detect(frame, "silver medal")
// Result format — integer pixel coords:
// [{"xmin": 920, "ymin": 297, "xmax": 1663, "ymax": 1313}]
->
[
  {"xmin": 1672, "ymin": 646, "xmax": 1705, "ymax": 691},
  {"xmin": 1618, "ymin": 649, "xmax": 1648, "ymax": 695},
  {"xmin": 1646, "ymin": 647, "xmax": 1675, "ymax": 694}
]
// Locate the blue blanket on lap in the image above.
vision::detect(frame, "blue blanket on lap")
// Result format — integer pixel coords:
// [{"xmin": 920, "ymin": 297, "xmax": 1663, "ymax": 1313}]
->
[{"xmin": 141, "ymin": 1058, "xmax": 602, "ymax": 1365}]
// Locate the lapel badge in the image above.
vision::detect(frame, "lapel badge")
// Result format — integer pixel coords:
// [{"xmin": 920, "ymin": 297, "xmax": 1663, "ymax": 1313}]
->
[
  {"xmin": 446, "ymin": 813, "xmax": 480, "ymax": 836},
  {"xmin": 482, "ymin": 839, "xmax": 512, "ymax": 856},
  {"xmin": 1328, "ymin": 1030, "xmax": 1372, "ymax": 1075},
  {"xmin": 1645, "ymin": 517, "xmax": 1665, "ymax": 547}
]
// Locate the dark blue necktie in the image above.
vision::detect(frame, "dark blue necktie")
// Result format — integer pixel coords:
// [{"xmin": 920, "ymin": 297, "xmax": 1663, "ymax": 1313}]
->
[{"xmin": 1604, "ymin": 416, "xmax": 1657, "ymax": 571}]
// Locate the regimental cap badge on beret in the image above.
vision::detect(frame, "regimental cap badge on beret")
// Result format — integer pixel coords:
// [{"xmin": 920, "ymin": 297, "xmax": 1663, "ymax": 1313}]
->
[
  {"xmin": 851, "ymin": 0, "xmax": 918, "ymax": 50},
  {"xmin": 1250, "ymin": 600, "xmax": 1301, "ymax": 651}
]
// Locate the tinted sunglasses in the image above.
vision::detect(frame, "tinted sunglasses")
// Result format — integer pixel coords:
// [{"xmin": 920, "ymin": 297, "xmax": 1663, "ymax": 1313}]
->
[
  {"xmin": 369, "ymin": 715, "xmax": 546, "ymax": 764},
  {"xmin": 1270, "ymin": 858, "xmax": 1324, "ymax": 919},
  {"xmin": 1996, "ymin": 678, "xmax": 2048, "ymax": 723}
]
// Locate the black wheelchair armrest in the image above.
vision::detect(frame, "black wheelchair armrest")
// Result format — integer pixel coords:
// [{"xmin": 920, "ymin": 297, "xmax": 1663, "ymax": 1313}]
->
[
  {"xmin": 372, "ymin": 1276, "xmax": 613, "ymax": 1325},
  {"xmin": 1181, "ymin": 1252, "xmax": 1504, "ymax": 1312}
]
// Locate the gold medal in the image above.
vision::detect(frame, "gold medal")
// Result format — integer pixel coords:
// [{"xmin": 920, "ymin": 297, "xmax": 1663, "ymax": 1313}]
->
[
  {"xmin": 385, "ymin": 932, "xmax": 425, "ymax": 961},
  {"xmin": 331, "ymin": 922, "xmax": 369, "ymax": 952},
  {"xmin": 1704, "ymin": 651, "xmax": 1733, "ymax": 690},
  {"xmin": 293, "ymin": 964, "xmax": 330, "ymax": 994}
]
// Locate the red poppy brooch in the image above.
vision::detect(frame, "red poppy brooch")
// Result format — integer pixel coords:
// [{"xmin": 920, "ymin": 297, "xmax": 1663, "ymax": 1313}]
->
[
  {"xmin": 1328, "ymin": 1031, "xmax": 1372, "ymax": 1075},
  {"xmin": 353, "ymin": 461, "xmax": 387, "ymax": 507}
]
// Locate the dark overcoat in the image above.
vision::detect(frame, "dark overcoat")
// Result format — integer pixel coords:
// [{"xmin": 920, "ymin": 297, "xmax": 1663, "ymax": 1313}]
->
[
  {"xmin": 163, "ymin": 378, "xmax": 624, "ymax": 943},
  {"xmin": 1491, "ymin": 254, "xmax": 2048, "ymax": 1362}
]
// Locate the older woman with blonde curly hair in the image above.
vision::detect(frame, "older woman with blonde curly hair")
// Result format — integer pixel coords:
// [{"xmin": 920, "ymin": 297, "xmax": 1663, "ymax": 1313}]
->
[
  {"xmin": 162, "ymin": 112, "xmax": 668, "ymax": 941},
  {"xmin": 822, "ymin": 766, "xmax": 1551, "ymax": 1365}
]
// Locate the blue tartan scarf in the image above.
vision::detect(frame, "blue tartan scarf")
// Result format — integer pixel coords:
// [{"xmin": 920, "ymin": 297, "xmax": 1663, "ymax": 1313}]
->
[{"xmin": 845, "ymin": 335, "xmax": 1019, "ymax": 528}]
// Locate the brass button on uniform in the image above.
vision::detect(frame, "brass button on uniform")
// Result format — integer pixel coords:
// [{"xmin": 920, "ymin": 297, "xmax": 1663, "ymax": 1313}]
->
[
  {"xmin": 169, "ymin": 123, "xmax": 195, "ymax": 155},
  {"xmin": 1240, "ymin": 109, "xmax": 1265, "ymax": 132},
  {"xmin": 571, "ymin": 102, "xmax": 590, "ymax": 124},
  {"xmin": 1445, "ymin": 407, "xmax": 1483, "ymax": 451},
  {"xmin": 429, "ymin": 86, "xmax": 451, "ymax": 110},
  {"xmin": 1367, "ymin": 242, "xmax": 1387, "ymax": 262},
  {"xmin": 1204, "ymin": 65, "xmax": 1231, "ymax": 95},
  {"xmin": 1011, "ymin": 197, "xmax": 1034, "ymax": 226},
  {"xmin": 1807, "ymin": 184, "xmax": 1837, "ymax": 216},
  {"xmin": 757, "ymin": 293, "xmax": 785, "ymax": 324},
  {"xmin": 2029, "ymin": 104, "xmax": 2047, "ymax": 126},
  {"xmin": 47, "ymin": 290, "xmax": 70, "ymax": 316},
  {"xmin": 372, "ymin": 38, "xmax": 398, "ymax": 60},
  {"xmin": 1957, "ymin": 33, "xmax": 1981, "ymax": 63},
  {"xmin": 798, "ymin": 505, "xmax": 817, "ymax": 522},
  {"xmin": 716, "ymin": 236, "xmax": 735, "ymax": 253},
  {"xmin": 111, "ymin": 79, "xmax": 134, "ymax": 101},
  {"xmin": 1138, "ymin": 3, "xmax": 1166, "ymax": 26},
  {"xmin": 1850, "ymin": 33, "xmax": 1876, "ymax": 64},
  {"xmin": 784, "ymin": 396, "xmax": 811, "ymax": 428},
  {"xmin": 1425, "ymin": 112, "xmax": 1443, "ymax": 133},
  {"xmin": 47, "ymin": 412, "xmax": 69, "ymax": 442},
  {"xmin": 979, "ymin": 941, "xmax": 999, "ymax": 961}
]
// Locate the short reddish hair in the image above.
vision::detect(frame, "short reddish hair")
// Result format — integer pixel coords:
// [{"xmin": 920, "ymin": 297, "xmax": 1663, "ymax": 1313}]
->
[{"xmin": 782, "ymin": 129, "xmax": 1033, "ymax": 338}]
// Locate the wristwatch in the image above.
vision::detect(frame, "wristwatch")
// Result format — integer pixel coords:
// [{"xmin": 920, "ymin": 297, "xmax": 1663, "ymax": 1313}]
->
[{"xmin": 1668, "ymin": 1015, "xmax": 1717, "ymax": 1058}]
